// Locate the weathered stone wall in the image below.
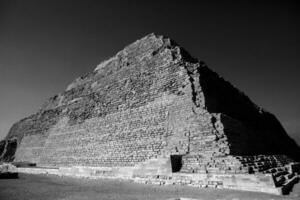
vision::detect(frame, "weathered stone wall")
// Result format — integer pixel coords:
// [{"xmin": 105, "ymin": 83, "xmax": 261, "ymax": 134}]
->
[
  {"xmin": 0, "ymin": 138, "xmax": 17, "ymax": 162},
  {"xmin": 39, "ymin": 98, "xmax": 170, "ymax": 167},
  {"xmin": 0, "ymin": 140, "xmax": 6, "ymax": 157},
  {"xmin": 198, "ymin": 66, "xmax": 300, "ymax": 160},
  {"xmin": 14, "ymin": 134, "xmax": 49, "ymax": 164},
  {"xmin": 180, "ymin": 154, "xmax": 293, "ymax": 174},
  {"xmin": 11, "ymin": 34, "xmax": 203, "ymax": 166},
  {"xmin": 1, "ymin": 33, "xmax": 299, "ymax": 176},
  {"xmin": 13, "ymin": 34, "xmax": 223, "ymax": 167}
]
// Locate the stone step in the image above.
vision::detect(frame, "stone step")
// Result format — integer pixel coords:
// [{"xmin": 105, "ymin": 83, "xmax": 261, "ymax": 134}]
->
[
  {"xmin": 273, "ymin": 170, "xmax": 288, "ymax": 178},
  {"xmin": 284, "ymin": 173, "xmax": 295, "ymax": 180},
  {"xmin": 281, "ymin": 175, "xmax": 300, "ymax": 195},
  {"xmin": 274, "ymin": 175, "xmax": 285, "ymax": 187}
]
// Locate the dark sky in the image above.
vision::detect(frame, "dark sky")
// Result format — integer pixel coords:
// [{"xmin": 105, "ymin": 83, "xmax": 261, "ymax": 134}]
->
[{"xmin": 0, "ymin": 0, "xmax": 300, "ymax": 144}]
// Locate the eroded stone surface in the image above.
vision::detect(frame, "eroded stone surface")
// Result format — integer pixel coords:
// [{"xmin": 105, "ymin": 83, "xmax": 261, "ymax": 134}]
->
[{"xmin": 1, "ymin": 33, "xmax": 300, "ymax": 194}]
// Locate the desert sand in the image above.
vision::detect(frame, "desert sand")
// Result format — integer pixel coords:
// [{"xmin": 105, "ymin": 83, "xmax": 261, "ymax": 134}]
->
[{"xmin": 0, "ymin": 173, "xmax": 299, "ymax": 200}]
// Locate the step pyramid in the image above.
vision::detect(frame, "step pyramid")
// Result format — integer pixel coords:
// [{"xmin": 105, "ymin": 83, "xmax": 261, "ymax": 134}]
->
[{"xmin": 1, "ymin": 33, "xmax": 299, "ymax": 194}]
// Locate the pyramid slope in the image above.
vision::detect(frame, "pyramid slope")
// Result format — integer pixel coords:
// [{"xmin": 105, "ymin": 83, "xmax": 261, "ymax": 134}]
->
[
  {"xmin": 0, "ymin": 33, "xmax": 299, "ymax": 194},
  {"xmin": 1, "ymin": 33, "xmax": 299, "ymax": 164}
]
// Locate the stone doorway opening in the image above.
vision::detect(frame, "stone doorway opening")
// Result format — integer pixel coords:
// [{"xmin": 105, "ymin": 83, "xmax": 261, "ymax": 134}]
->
[{"xmin": 170, "ymin": 155, "xmax": 182, "ymax": 172}]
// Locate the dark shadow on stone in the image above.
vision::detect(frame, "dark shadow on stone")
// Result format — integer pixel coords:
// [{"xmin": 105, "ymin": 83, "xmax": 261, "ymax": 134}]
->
[
  {"xmin": 170, "ymin": 155, "xmax": 183, "ymax": 172},
  {"xmin": 0, "ymin": 172, "xmax": 18, "ymax": 179},
  {"xmin": 12, "ymin": 161, "xmax": 36, "ymax": 168},
  {"xmin": 198, "ymin": 65, "xmax": 300, "ymax": 161},
  {"xmin": 0, "ymin": 140, "xmax": 6, "ymax": 158},
  {"xmin": 2, "ymin": 138, "xmax": 18, "ymax": 162},
  {"xmin": 282, "ymin": 177, "xmax": 300, "ymax": 195}
]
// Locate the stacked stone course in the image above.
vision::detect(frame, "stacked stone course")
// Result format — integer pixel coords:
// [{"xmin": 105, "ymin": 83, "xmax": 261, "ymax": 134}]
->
[{"xmin": 1, "ymin": 33, "xmax": 299, "ymax": 194}]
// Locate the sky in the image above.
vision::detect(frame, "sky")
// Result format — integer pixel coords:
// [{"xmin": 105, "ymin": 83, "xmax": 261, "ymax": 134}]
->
[{"xmin": 0, "ymin": 0, "xmax": 300, "ymax": 144}]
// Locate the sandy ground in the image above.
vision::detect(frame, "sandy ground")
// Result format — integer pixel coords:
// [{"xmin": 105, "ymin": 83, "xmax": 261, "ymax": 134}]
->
[{"xmin": 0, "ymin": 174, "xmax": 300, "ymax": 200}]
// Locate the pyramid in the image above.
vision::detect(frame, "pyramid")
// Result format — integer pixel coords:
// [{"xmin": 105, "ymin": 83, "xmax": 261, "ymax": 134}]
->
[{"xmin": 1, "ymin": 33, "xmax": 299, "ymax": 194}]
